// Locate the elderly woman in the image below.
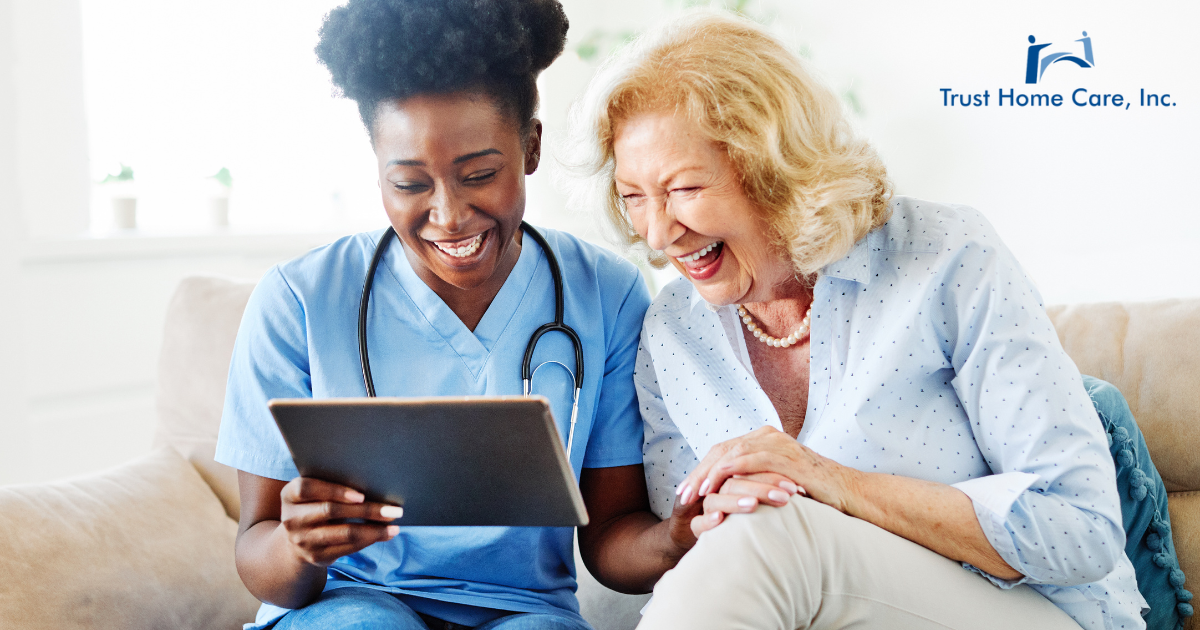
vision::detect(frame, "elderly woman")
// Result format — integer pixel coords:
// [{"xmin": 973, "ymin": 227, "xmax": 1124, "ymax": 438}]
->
[{"xmin": 568, "ymin": 12, "xmax": 1146, "ymax": 630}]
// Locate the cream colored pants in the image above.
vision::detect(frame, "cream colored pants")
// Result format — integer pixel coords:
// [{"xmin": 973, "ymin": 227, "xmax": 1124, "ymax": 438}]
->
[{"xmin": 638, "ymin": 496, "xmax": 1081, "ymax": 630}]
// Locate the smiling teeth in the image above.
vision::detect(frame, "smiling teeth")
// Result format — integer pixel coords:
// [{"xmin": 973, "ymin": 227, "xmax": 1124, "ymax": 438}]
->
[
  {"xmin": 676, "ymin": 241, "xmax": 722, "ymax": 263},
  {"xmin": 436, "ymin": 233, "xmax": 483, "ymax": 258}
]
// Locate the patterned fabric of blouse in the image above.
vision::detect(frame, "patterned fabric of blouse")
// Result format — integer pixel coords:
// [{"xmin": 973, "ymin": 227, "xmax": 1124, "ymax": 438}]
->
[{"xmin": 636, "ymin": 197, "xmax": 1148, "ymax": 630}]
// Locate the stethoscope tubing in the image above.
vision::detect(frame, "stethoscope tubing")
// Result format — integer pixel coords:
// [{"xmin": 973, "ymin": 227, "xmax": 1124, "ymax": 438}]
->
[
  {"xmin": 358, "ymin": 226, "xmax": 395, "ymax": 399},
  {"xmin": 357, "ymin": 221, "xmax": 584, "ymax": 454}
]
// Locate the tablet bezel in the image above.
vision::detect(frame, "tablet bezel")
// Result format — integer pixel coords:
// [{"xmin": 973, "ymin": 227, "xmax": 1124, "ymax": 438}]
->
[{"xmin": 268, "ymin": 396, "xmax": 588, "ymax": 527}]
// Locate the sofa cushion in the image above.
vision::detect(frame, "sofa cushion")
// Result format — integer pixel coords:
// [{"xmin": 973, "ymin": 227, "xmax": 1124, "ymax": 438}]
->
[
  {"xmin": 1086, "ymin": 376, "xmax": 1192, "ymax": 629},
  {"xmin": 0, "ymin": 446, "xmax": 260, "ymax": 630},
  {"xmin": 155, "ymin": 276, "xmax": 256, "ymax": 521},
  {"xmin": 1170, "ymin": 492, "xmax": 1200, "ymax": 630},
  {"xmin": 1047, "ymin": 299, "xmax": 1200, "ymax": 493}
]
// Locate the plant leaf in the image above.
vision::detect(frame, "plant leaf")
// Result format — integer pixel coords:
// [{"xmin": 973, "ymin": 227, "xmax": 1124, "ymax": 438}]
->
[
  {"xmin": 209, "ymin": 167, "xmax": 233, "ymax": 188},
  {"xmin": 100, "ymin": 163, "xmax": 134, "ymax": 184}
]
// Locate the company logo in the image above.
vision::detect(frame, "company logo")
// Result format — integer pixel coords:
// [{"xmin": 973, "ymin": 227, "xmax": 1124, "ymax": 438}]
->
[
  {"xmin": 937, "ymin": 29, "xmax": 1177, "ymax": 111},
  {"xmin": 1025, "ymin": 32, "xmax": 1094, "ymax": 84}
]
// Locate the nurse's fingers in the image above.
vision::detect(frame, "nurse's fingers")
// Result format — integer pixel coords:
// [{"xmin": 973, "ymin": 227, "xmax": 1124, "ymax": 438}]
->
[
  {"xmin": 282, "ymin": 476, "xmax": 367, "ymax": 506},
  {"xmin": 290, "ymin": 523, "xmax": 399, "ymax": 566},
  {"xmin": 690, "ymin": 509, "xmax": 723, "ymax": 538},
  {"xmin": 701, "ymin": 491, "xmax": 763, "ymax": 518},
  {"xmin": 667, "ymin": 489, "xmax": 704, "ymax": 552},
  {"xmin": 282, "ymin": 499, "xmax": 403, "ymax": 530},
  {"xmin": 689, "ymin": 483, "xmax": 798, "ymax": 539},
  {"xmin": 716, "ymin": 478, "xmax": 798, "ymax": 507}
]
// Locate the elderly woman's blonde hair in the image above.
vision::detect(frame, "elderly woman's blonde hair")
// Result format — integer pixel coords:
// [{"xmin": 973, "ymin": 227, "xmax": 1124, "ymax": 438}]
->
[{"xmin": 564, "ymin": 10, "xmax": 892, "ymax": 276}]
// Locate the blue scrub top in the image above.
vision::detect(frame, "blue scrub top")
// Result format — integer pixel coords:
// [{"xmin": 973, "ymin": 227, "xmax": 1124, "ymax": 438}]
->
[{"xmin": 214, "ymin": 226, "xmax": 650, "ymax": 627}]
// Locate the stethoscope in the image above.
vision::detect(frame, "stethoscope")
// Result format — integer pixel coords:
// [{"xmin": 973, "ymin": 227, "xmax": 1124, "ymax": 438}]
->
[{"xmin": 357, "ymin": 221, "xmax": 585, "ymax": 456}]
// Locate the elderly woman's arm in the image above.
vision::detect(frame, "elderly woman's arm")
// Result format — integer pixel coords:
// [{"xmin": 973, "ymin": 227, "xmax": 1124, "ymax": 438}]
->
[
  {"xmin": 685, "ymin": 224, "xmax": 1125, "ymax": 588},
  {"xmin": 685, "ymin": 428, "xmax": 1023, "ymax": 580},
  {"xmin": 689, "ymin": 389, "xmax": 1124, "ymax": 587}
]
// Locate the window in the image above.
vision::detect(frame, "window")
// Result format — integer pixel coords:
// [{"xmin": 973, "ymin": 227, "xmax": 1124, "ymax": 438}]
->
[{"xmin": 81, "ymin": 0, "xmax": 381, "ymax": 234}]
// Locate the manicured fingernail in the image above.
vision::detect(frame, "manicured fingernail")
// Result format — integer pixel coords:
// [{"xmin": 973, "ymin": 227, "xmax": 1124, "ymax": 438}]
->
[
  {"xmin": 345, "ymin": 490, "xmax": 365, "ymax": 503},
  {"xmin": 710, "ymin": 511, "xmax": 721, "ymax": 522},
  {"xmin": 680, "ymin": 484, "xmax": 693, "ymax": 504},
  {"xmin": 380, "ymin": 505, "xmax": 404, "ymax": 519},
  {"xmin": 778, "ymin": 480, "xmax": 798, "ymax": 494},
  {"xmin": 698, "ymin": 479, "xmax": 712, "ymax": 496},
  {"xmin": 768, "ymin": 490, "xmax": 789, "ymax": 503},
  {"xmin": 796, "ymin": 486, "xmax": 807, "ymax": 496},
  {"xmin": 386, "ymin": 525, "xmax": 399, "ymax": 537},
  {"xmin": 737, "ymin": 497, "xmax": 756, "ymax": 508},
  {"xmin": 676, "ymin": 484, "xmax": 684, "ymax": 496}
]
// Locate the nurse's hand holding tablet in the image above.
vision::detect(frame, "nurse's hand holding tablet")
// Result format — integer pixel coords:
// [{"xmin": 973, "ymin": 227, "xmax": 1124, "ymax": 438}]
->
[{"xmin": 274, "ymin": 478, "xmax": 401, "ymax": 568}]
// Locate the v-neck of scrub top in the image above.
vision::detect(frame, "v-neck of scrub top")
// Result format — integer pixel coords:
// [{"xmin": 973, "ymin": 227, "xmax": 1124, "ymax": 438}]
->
[{"xmin": 382, "ymin": 233, "xmax": 541, "ymax": 379}]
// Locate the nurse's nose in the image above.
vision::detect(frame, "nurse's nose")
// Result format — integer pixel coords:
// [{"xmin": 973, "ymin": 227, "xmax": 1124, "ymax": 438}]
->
[
  {"xmin": 642, "ymin": 195, "xmax": 686, "ymax": 252},
  {"xmin": 426, "ymin": 183, "xmax": 472, "ymax": 233}
]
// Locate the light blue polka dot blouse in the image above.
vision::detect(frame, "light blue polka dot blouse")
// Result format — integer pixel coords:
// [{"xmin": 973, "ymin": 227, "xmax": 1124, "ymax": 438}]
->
[{"xmin": 636, "ymin": 197, "xmax": 1147, "ymax": 630}]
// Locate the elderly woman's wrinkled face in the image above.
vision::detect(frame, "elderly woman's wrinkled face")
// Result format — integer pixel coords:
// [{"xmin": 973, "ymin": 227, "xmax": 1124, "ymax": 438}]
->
[{"xmin": 614, "ymin": 111, "xmax": 793, "ymax": 306}]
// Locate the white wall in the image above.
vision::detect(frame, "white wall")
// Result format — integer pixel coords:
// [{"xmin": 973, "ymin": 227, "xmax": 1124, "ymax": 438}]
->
[
  {"xmin": 2, "ymin": 0, "xmax": 90, "ymax": 483},
  {"xmin": 11, "ymin": 0, "xmax": 88, "ymax": 238},
  {"xmin": 0, "ymin": 0, "xmax": 31, "ymax": 483}
]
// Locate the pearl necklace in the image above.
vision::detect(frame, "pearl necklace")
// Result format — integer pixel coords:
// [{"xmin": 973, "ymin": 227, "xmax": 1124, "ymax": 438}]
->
[{"xmin": 737, "ymin": 304, "xmax": 812, "ymax": 348}]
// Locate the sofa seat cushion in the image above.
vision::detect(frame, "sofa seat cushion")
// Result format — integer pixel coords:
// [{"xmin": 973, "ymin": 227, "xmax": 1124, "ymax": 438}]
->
[{"xmin": 0, "ymin": 446, "xmax": 259, "ymax": 630}]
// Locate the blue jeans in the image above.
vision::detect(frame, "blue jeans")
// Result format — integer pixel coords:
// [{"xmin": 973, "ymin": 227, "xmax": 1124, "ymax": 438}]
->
[{"xmin": 271, "ymin": 587, "xmax": 592, "ymax": 630}]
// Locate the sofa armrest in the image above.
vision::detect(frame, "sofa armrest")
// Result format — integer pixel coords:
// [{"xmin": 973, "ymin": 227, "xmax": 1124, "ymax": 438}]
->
[{"xmin": 0, "ymin": 446, "xmax": 259, "ymax": 630}]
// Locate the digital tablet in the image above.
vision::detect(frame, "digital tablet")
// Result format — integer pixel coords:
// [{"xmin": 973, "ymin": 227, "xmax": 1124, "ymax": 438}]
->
[{"xmin": 268, "ymin": 396, "xmax": 588, "ymax": 527}]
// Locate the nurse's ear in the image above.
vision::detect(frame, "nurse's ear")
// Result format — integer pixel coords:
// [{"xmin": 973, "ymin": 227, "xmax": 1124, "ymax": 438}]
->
[{"xmin": 523, "ymin": 119, "xmax": 543, "ymax": 176}]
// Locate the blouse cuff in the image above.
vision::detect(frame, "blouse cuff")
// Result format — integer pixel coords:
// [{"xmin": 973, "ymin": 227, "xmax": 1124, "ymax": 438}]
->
[
  {"xmin": 952, "ymin": 472, "xmax": 1040, "ymax": 581},
  {"xmin": 951, "ymin": 471, "xmax": 1040, "ymax": 518},
  {"xmin": 961, "ymin": 561, "xmax": 1029, "ymax": 589}
]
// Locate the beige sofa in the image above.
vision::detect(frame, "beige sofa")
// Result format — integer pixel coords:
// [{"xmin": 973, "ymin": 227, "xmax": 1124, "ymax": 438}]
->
[{"xmin": 0, "ymin": 276, "xmax": 1196, "ymax": 630}]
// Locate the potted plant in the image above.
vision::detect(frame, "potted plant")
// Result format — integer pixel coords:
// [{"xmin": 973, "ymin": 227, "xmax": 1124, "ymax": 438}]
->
[
  {"xmin": 207, "ymin": 167, "xmax": 233, "ymax": 229},
  {"xmin": 100, "ymin": 164, "xmax": 137, "ymax": 230}
]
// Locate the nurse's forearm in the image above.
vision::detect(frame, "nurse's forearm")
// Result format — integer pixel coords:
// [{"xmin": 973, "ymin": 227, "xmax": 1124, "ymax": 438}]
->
[
  {"xmin": 235, "ymin": 520, "xmax": 329, "ymax": 609},
  {"xmin": 578, "ymin": 464, "xmax": 694, "ymax": 593},
  {"xmin": 583, "ymin": 513, "xmax": 688, "ymax": 593}
]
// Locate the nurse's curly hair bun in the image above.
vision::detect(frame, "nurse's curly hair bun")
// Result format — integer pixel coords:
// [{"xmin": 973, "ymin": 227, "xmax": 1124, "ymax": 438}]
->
[{"xmin": 316, "ymin": 0, "xmax": 569, "ymax": 137}]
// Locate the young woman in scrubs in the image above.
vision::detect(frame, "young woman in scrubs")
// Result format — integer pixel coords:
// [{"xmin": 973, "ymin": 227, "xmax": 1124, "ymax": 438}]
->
[{"xmin": 213, "ymin": 1, "xmax": 703, "ymax": 628}]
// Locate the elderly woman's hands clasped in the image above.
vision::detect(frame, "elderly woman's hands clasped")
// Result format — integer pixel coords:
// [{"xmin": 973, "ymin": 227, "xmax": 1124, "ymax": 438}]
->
[{"xmin": 679, "ymin": 426, "xmax": 861, "ymax": 537}]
